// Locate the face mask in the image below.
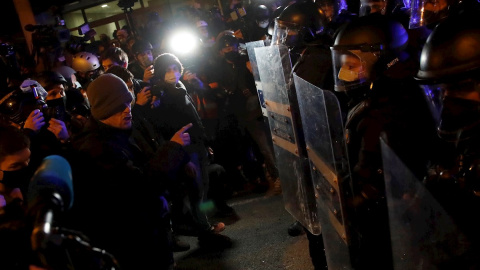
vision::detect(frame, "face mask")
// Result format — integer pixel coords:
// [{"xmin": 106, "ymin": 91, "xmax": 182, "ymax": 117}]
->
[
  {"xmin": 258, "ymin": 20, "xmax": 269, "ymax": 29},
  {"xmin": 284, "ymin": 34, "xmax": 300, "ymax": 47},
  {"xmin": 338, "ymin": 68, "xmax": 361, "ymax": 82},
  {"xmin": 1, "ymin": 167, "xmax": 31, "ymax": 189},
  {"xmin": 224, "ymin": 51, "xmax": 239, "ymax": 62},
  {"xmin": 438, "ymin": 97, "xmax": 480, "ymax": 140},
  {"xmin": 165, "ymin": 71, "xmax": 181, "ymax": 85}
]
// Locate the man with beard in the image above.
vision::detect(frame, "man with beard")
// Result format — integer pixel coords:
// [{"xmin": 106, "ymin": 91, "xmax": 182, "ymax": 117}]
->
[{"xmin": 67, "ymin": 73, "xmax": 195, "ymax": 269}]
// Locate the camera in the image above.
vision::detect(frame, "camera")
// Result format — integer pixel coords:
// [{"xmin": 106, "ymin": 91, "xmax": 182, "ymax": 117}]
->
[
  {"xmin": 150, "ymin": 83, "xmax": 165, "ymax": 98},
  {"xmin": 31, "ymin": 85, "xmax": 67, "ymax": 123},
  {"xmin": 65, "ymin": 23, "xmax": 97, "ymax": 54},
  {"xmin": 31, "ymin": 85, "xmax": 48, "ymax": 114},
  {"xmin": 25, "ymin": 20, "xmax": 71, "ymax": 49}
]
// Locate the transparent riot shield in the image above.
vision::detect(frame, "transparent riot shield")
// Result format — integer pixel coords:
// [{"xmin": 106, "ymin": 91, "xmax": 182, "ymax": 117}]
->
[
  {"xmin": 294, "ymin": 74, "xmax": 354, "ymax": 269},
  {"xmin": 380, "ymin": 138, "xmax": 470, "ymax": 269},
  {"xmin": 246, "ymin": 40, "xmax": 267, "ymax": 117},
  {"xmin": 255, "ymin": 45, "xmax": 321, "ymax": 235}
]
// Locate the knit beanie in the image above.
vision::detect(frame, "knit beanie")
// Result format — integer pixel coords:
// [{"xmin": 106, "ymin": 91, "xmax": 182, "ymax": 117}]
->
[
  {"xmin": 153, "ymin": 53, "xmax": 184, "ymax": 82},
  {"xmin": 87, "ymin": 73, "xmax": 133, "ymax": 120}
]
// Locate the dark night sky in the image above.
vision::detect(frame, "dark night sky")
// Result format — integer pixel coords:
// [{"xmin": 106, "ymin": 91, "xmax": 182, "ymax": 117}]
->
[
  {"xmin": 1, "ymin": 1, "xmax": 22, "ymax": 38},
  {"xmin": 1, "ymin": 0, "xmax": 78, "ymax": 39}
]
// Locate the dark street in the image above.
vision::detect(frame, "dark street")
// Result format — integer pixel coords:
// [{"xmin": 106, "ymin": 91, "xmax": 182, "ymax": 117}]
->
[{"xmin": 173, "ymin": 193, "xmax": 314, "ymax": 270}]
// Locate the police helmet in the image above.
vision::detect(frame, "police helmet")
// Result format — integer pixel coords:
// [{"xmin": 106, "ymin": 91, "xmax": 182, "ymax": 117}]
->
[
  {"xmin": 253, "ymin": 4, "xmax": 271, "ymax": 21},
  {"xmin": 215, "ymin": 34, "xmax": 240, "ymax": 51},
  {"xmin": 271, "ymin": 1, "xmax": 327, "ymax": 46},
  {"xmin": 416, "ymin": 12, "xmax": 480, "ymax": 141},
  {"xmin": 331, "ymin": 13, "xmax": 408, "ymax": 92}
]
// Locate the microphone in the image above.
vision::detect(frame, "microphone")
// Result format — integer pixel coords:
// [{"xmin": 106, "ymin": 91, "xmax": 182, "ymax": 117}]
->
[{"xmin": 27, "ymin": 155, "xmax": 73, "ymax": 252}]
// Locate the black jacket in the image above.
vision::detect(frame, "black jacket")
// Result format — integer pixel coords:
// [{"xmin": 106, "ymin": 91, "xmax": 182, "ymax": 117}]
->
[{"xmin": 66, "ymin": 118, "xmax": 189, "ymax": 269}]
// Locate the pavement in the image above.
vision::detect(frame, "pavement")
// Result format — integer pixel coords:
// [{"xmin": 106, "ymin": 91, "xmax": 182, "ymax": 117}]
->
[{"xmin": 173, "ymin": 192, "xmax": 315, "ymax": 270}]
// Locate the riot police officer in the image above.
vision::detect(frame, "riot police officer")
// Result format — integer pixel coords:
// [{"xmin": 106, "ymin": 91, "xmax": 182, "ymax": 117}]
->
[
  {"xmin": 331, "ymin": 13, "xmax": 438, "ymax": 269},
  {"xmin": 416, "ymin": 9, "xmax": 480, "ymax": 268},
  {"xmin": 270, "ymin": 1, "xmax": 339, "ymax": 268}
]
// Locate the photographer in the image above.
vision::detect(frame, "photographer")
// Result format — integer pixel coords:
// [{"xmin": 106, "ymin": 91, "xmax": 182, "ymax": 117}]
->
[
  {"xmin": 127, "ymin": 40, "xmax": 155, "ymax": 83},
  {"xmin": 2, "ymin": 74, "xmax": 86, "ymax": 169}
]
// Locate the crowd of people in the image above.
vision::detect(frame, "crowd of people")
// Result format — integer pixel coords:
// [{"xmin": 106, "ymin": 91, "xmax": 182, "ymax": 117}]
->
[{"xmin": 1, "ymin": 0, "xmax": 480, "ymax": 269}]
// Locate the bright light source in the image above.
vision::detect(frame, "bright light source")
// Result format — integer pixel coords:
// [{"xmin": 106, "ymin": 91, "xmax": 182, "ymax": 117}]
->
[
  {"xmin": 101, "ymin": 4, "xmax": 108, "ymax": 7},
  {"xmin": 169, "ymin": 31, "xmax": 198, "ymax": 55}
]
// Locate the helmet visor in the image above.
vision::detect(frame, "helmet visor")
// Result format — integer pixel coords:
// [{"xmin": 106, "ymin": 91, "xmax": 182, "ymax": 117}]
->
[
  {"xmin": 420, "ymin": 83, "xmax": 445, "ymax": 125},
  {"xmin": 359, "ymin": 0, "xmax": 387, "ymax": 16},
  {"xmin": 331, "ymin": 47, "xmax": 379, "ymax": 92},
  {"xmin": 421, "ymin": 79, "xmax": 480, "ymax": 141},
  {"xmin": 271, "ymin": 18, "xmax": 304, "ymax": 47},
  {"xmin": 409, "ymin": 0, "xmax": 454, "ymax": 28}
]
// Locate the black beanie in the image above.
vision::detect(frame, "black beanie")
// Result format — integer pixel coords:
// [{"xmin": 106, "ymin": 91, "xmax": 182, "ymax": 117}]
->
[
  {"xmin": 153, "ymin": 53, "xmax": 184, "ymax": 82},
  {"xmin": 87, "ymin": 74, "xmax": 133, "ymax": 120}
]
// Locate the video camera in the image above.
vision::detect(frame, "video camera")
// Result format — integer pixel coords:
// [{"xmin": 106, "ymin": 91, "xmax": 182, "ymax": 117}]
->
[
  {"xmin": 65, "ymin": 23, "xmax": 97, "ymax": 54},
  {"xmin": 25, "ymin": 17, "xmax": 70, "ymax": 49},
  {"xmin": 30, "ymin": 84, "xmax": 69, "ymax": 123}
]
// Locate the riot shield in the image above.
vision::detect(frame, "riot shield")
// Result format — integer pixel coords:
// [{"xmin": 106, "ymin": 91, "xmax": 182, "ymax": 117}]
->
[
  {"xmin": 255, "ymin": 45, "xmax": 321, "ymax": 235},
  {"xmin": 380, "ymin": 138, "xmax": 470, "ymax": 269},
  {"xmin": 246, "ymin": 40, "xmax": 267, "ymax": 117},
  {"xmin": 294, "ymin": 74, "xmax": 354, "ymax": 269}
]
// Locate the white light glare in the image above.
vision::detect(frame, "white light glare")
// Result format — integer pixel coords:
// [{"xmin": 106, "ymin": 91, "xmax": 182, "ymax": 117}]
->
[
  {"xmin": 101, "ymin": 4, "xmax": 108, "ymax": 7},
  {"xmin": 169, "ymin": 31, "xmax": 198, "ymax": 55}
]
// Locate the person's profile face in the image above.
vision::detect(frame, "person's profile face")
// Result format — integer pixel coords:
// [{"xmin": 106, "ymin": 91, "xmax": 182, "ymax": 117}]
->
[
  {"xmin": 137, "ymin": 50, "xmax": 153, "ymax": 67},
  {"xmin": 364, "ymin": 0, "xmax": 386, "ymax": 14},
  {"xmin": 337, "ymin": 54, "xmax": 365, "ymax": 82},
  {"xmin": 0, "ymin": 148, "xmax": 31, "ymax": 173},
  {"xmin": 102, "ymin": 58, "xmax": 120, "ymax": 72},
  {"xmin": 116, "ymin": 30, "xmax": 128, "ymax": 44},
  {"xmin": 220, "ymin": 45, "xmax": 238, "ymax": 56},
  {"xmin": 46, "ymin": 83, "xmax": 66, "ymax": 100},
  {"xmin": 101, "ymin": 103, "xmax": 132, "ymax": 130},
  {"xmin": 341, "ymin": 54, "xmax": 363, "ymax": 73}
]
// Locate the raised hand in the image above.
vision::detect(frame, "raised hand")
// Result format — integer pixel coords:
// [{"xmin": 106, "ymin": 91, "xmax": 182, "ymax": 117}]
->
[{"xmin": 170, "ymin": 123, "xmax": 193, "ymax": 146}]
